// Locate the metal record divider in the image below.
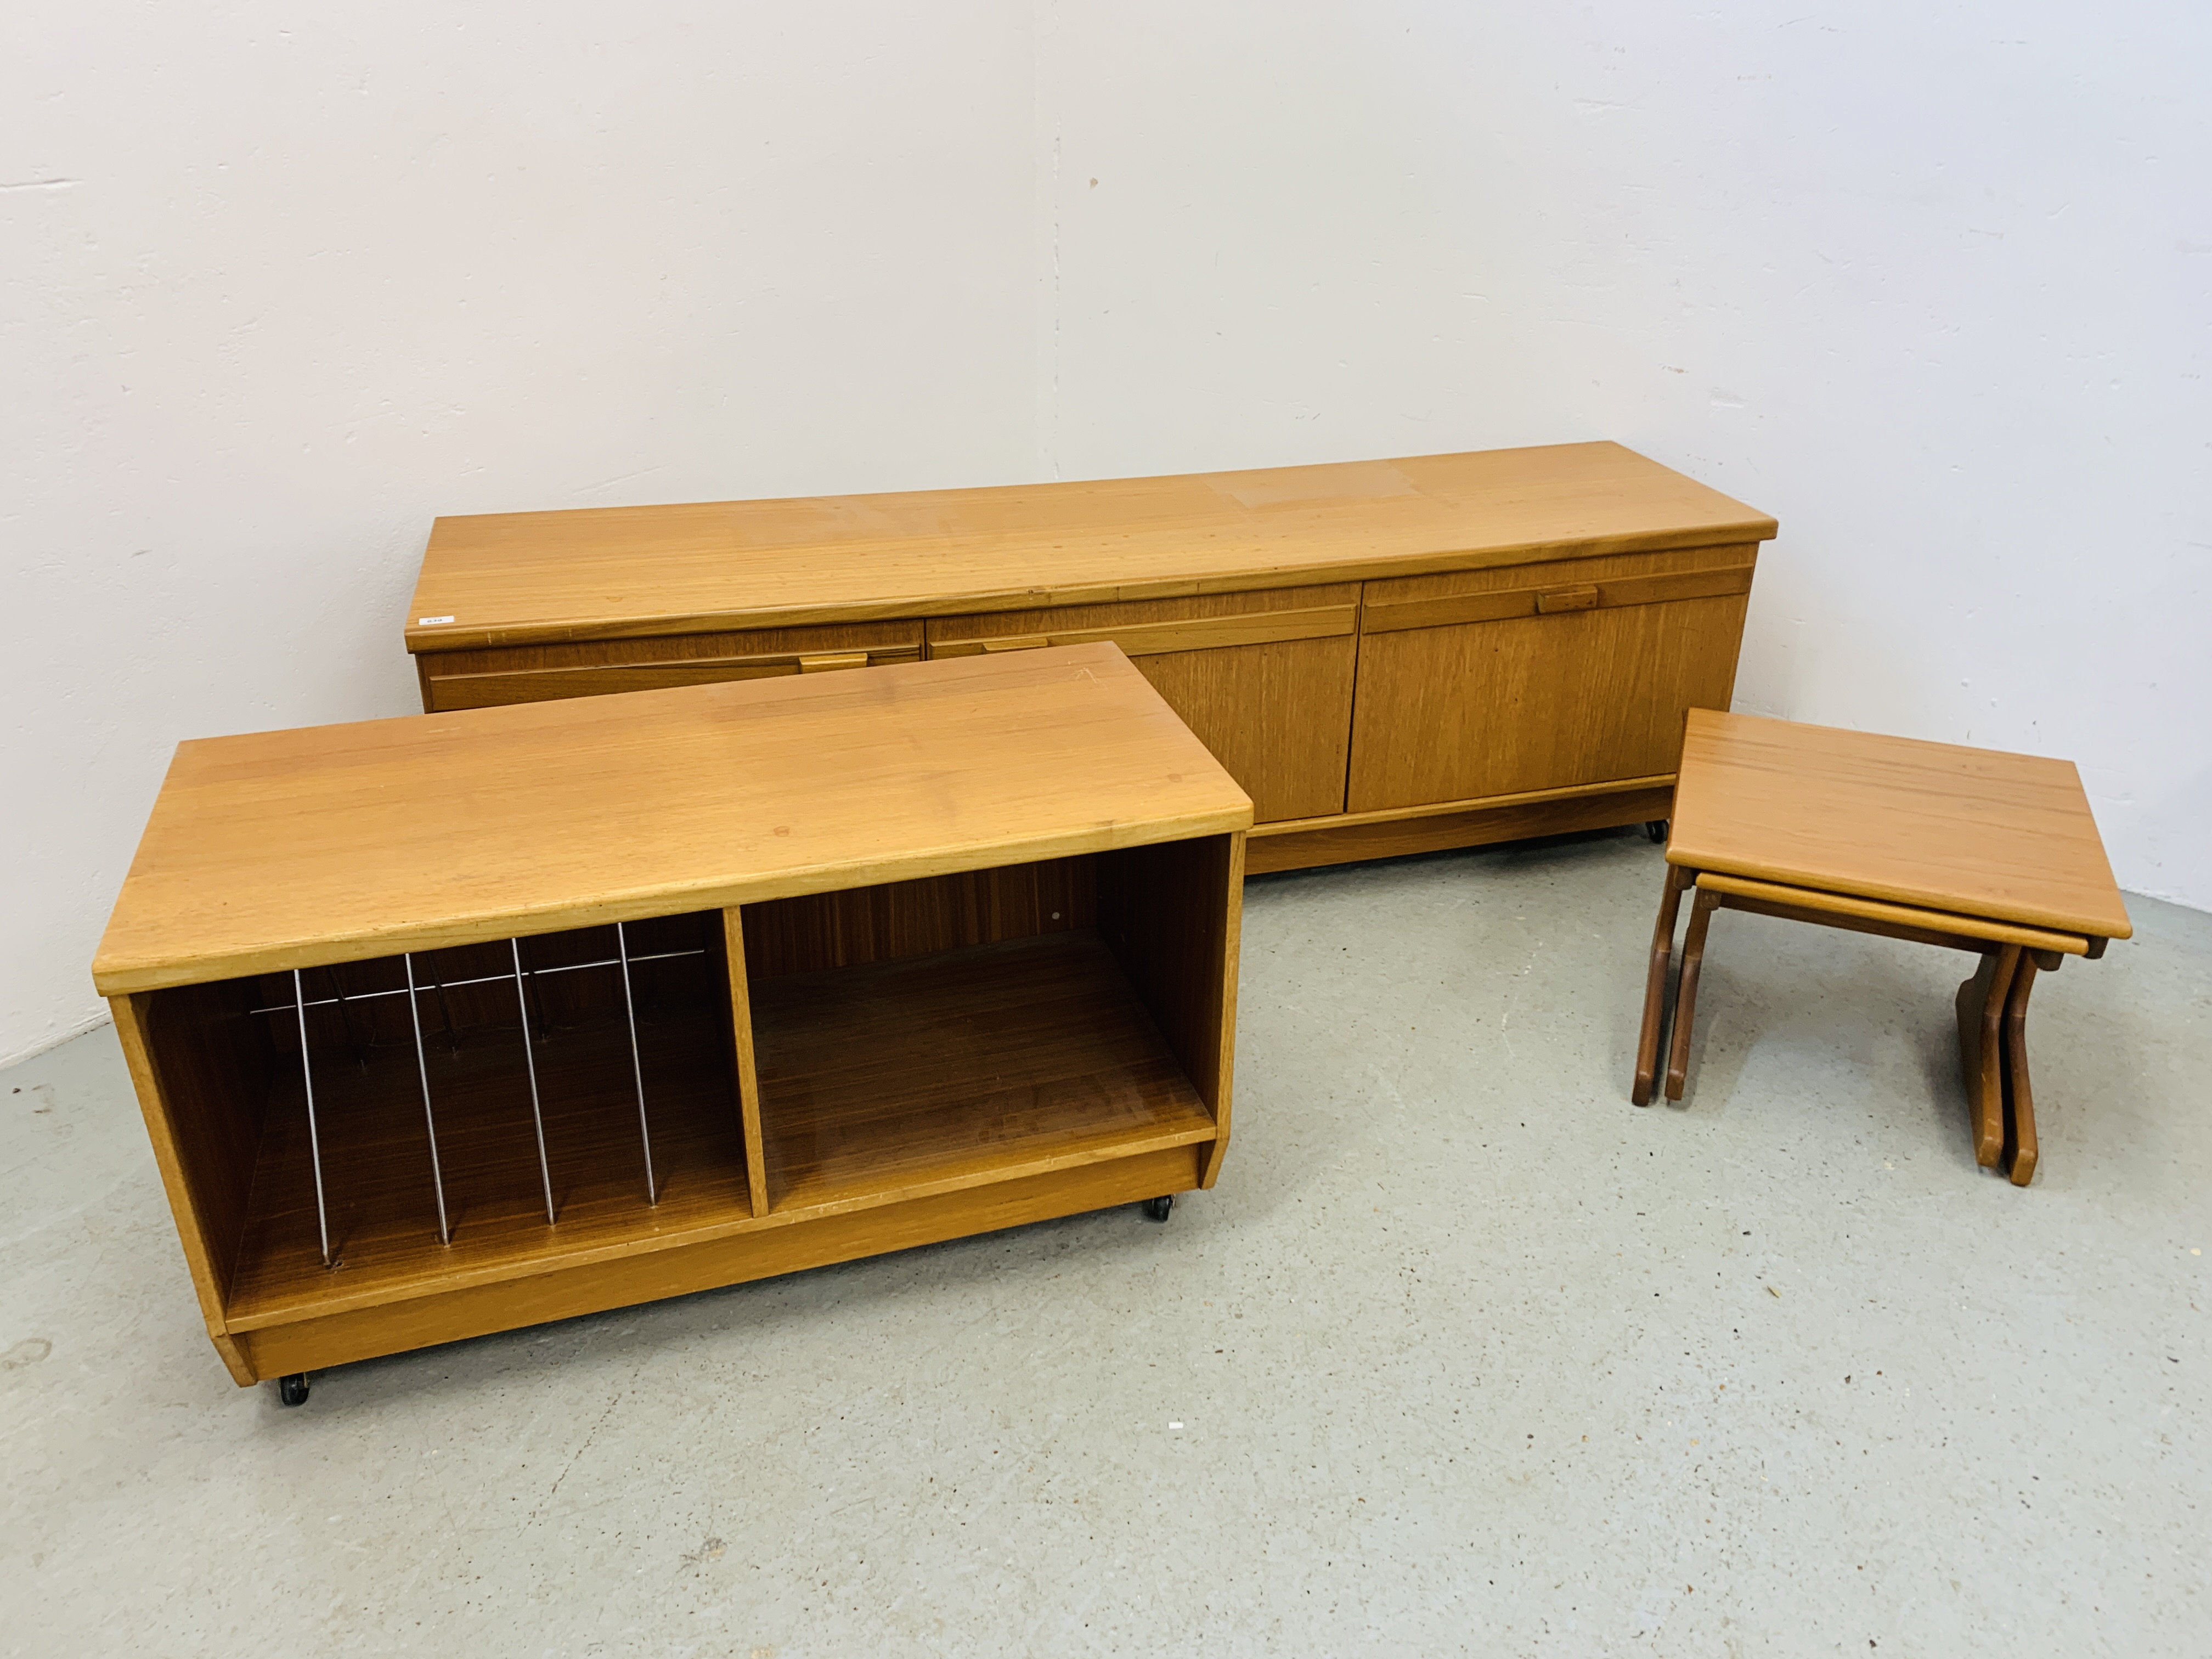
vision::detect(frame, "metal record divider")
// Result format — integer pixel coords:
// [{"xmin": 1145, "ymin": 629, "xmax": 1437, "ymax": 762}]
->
[{"xmin": 261, "ymin": 928, "xmax": 699, "ymax": 1263}]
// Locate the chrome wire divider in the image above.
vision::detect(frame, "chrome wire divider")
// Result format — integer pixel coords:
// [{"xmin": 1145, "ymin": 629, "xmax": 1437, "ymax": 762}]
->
[
  {"xmin": 430, "ymin": 969, "xmax": 461, "ymax": 1053},
  {"xmin": 324, "ymin": 963, "xmax": 371, "ymax": 1071},
  {"xmin": 257, "ymin": 938, "xmax": 704, "ymax": 1241},
  {"xmin": 615, "ymin": 922, "xmax": 658, "ymax": 1205},
  {"xmin": 510, "ymin": 938, "xmax": 557, "ymax": 1225},
  {"xmin": 523, "ymin": 955, "xmax": 556, "ymax": 1039},
  {"xmin": 403, "ymin": 953, "xmax": 452, "ymax": 1245},
  {"xmin": 245, "ymin": 950, "xmax": 706, "ymax": 1018},
  {"xmin": 292, "ymin": 968, "xmax": 332, "ymax": 1267}
]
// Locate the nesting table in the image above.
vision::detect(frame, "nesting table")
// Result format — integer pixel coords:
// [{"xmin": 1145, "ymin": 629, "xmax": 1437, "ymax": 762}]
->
[{"xmin": 1632, "ymin": 710, "xmax": 2131, "ymax": 1184}]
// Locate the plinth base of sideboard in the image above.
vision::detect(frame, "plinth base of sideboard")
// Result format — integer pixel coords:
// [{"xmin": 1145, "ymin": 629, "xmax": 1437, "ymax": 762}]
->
[{"xmin": 1246, "ymin": 780, "xmax": 1677, "ymax": 875}]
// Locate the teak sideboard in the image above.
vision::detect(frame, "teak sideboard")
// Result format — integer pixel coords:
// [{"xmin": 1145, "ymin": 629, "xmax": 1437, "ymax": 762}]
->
[
  {"xmin": 405, "ymin": 442, "xmax": 1777, "ymax": 872},
  {"xmin": 92, "ymin": 645, "xmax": 1249, "ymax": 1393}
]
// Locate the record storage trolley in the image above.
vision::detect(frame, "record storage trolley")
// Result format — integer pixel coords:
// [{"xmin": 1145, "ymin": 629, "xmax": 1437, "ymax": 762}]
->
[{"xmin": 92, "ymin": 644, "xmax": 1250, "ymax": 1401}]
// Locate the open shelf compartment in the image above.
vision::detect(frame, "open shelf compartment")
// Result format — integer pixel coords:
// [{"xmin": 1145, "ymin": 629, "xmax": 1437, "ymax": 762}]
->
[
  {"xmin": 130, "ymin": 911, "xmax": 751, "ymax": 1332},
  {"xmin": 751, "ymin": 931, "xmax": 1215, "ymax": 1214},
  {"xmin": 737, "ymin": 837, "xmax": 1241, "ymax": 1219},
  {"xmin": 120, "ymin": 839, "xmax": 1242, "ymax": 1377}
]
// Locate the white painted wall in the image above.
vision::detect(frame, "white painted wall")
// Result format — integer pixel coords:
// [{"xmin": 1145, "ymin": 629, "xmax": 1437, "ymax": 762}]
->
[
  {"xmin": 6, "ymin": 3, "xmax": 2207, "ymax": 1062},
  {"xmin": 1036, "ymin": 1, "xmax": 2211, "ymax": 895},
  {"xmin": 2, "ymin": 1, "xmax": 1038, "ymax": 1061}
]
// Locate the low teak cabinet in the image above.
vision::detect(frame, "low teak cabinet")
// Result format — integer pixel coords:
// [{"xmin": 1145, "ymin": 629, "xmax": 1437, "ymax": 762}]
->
[
  {"xmin": 93, "ymin": 646, "xmax": 1250, "ymax": 1393},
  {"xmin": 405, "ymin": 443, "xmax": 1776, "ymax": 871}
]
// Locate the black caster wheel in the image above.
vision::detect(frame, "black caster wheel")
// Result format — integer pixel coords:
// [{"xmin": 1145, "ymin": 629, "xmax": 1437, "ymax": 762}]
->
[
  {"xmin": 277, "ymin": 1373, "xmax": 311, "ymax": 1407},
  {"xmin": 1645, "ymin": 820, "xmax": 1669, "ymax": 845},
  {"xmin": 1141, "ymin": 1195, "xmax": 1173, "ymax": 1223}
]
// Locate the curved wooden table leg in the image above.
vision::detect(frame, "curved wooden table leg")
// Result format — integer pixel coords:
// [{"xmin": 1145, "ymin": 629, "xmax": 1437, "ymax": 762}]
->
[
  {"xmin": 1663, "ymin": 887, "xmax": 1721, "ymax": 1102},
  {"xmin": 2000, "ymin": 952, "xmax": 2053, "ymax": 1187},
  {"xmin": 1955, "ymin": 944, "xmax": 2021, "ymax": 1170},
  {"xmin": 1632, "ymin": 864, "xmax": 1693, "ymax": 1105}
]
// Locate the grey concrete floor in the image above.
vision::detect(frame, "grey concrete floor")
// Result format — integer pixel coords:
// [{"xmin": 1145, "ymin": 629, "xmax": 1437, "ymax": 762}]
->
[{"xmin": 5, "ymin": 829, "xmax": 2209, "ymax": 1656}]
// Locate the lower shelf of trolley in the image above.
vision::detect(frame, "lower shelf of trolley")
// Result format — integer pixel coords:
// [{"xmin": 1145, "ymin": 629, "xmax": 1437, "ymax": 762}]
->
[{"xmin": 221, "ymin": 931, "xmax": 1217, "ymax": 1331}]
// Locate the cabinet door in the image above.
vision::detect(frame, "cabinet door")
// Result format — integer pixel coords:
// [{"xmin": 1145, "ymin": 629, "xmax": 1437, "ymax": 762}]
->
[
  {"xmin": 928, "ymin": 585, "xmax": 1358, "ymax": 823},
  {"xmin": 417, "ymin": 620, "xmax": 923, "ymax": 712},
  {"xmin": 1347, "ymin": 546, "xmax": 1756, "ymax": 813}
]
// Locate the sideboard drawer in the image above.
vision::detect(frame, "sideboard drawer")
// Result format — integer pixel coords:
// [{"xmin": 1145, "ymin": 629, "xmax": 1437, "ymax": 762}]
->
[
  {"xmin": 419, "ymin": 622, "xmax": 923, "ymax": 712},
  {"xmin": 1348, "ymin": 546, "xmax": 1757, "ymax": 812},
  {"xmin": 928, "ymin": 586, "xmax": 1359, "ymax": 823}
]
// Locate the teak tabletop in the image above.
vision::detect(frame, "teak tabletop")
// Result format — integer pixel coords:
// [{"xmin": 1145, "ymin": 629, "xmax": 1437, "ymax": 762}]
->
[
  {"xmin": 92, "ymin": 644, "xmax": 1252, "ymax": 996},
  {"xmin": 1666, "ymin": 709, "xmax": 2131, "ymax": 941},
  {"xmin": 407, "ymin": 442, "xmax": 1778, "ymax": 651}
]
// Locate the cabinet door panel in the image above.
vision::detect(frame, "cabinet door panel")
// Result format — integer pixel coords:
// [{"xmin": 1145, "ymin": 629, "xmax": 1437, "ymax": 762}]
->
[
  {"xmin": 928, "ymin": 587, "xmax": 1357, "ymax": 823},
  {"xmin": 1347, "ymin": 591, "xmax": 1750, "ymax": 812},
  {"xmin": 1128, "ymin": 639, "xmax": 1353, "ymax": 823}
]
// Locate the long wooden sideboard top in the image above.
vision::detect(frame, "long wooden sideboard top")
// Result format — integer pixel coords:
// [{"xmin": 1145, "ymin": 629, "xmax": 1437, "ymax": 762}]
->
[
  {"xmin": 408, "ymin": 441, "xmax": 1774, "ymax": 648},
  {"xmin": 405, "ymin": 442, "xmax": 1779, "ymax": 873}
]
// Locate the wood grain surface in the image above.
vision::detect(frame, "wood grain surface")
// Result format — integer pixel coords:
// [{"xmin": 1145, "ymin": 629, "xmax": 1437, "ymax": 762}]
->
[
  {"xmin": 929, "ymin": 585, "xmax": 1359, "ymax": 823},
  {"xmin": 1955, "ymin": 947, "xmax": 2022, "ymax": 1169},
  {"xmin": 1358, "ymin": 543, "xmax": 1757, "ymax": 633},
  {"xmin": 1243, "ymin": 785, "xmax": 1674, "ymax": 874},
  {"xmin": 1692, "ymin": 872, "xmax": 2090, "ymax": 955},
  {"xmin": 749, "ymin": 931, "xmax": 1218, "ymax": 1217},
  {"xmin": 171, "ymin": 915, "xmax": 1229, "ymax": 1344},
  {"xmin": 407, "ymin": 443, "xmax": 1777, "ymax": 652},
  {"xmin": 2001, "ymin": 954, "xmax": 2042, "ymax": 1186},
  {"xmin": 1347, "ymin": 580, "xmax": 1748, "ymax": 811},
  {"xmin": 740, "ymin": 859, "xmax": 1099, "ymax": 980},
  {"xmin": 231, "ymin": 1144, "xmax": 1209, "ymax": 1380},
  {"xmin": 1098, "ymin": 833, "xmax": 1243, "ymax": 1187},
  {"xmin": 223, "ymin": 998, "xmax": 749, "ymax": 1331},
  {"xmin": 93, "ymin": 644, "xmax": 1253, "ymax": 995},
  {"xmin": 419, "ymin": 619, "xmax": 921, "ymax": 711},
  {"xmin": 1668, "ymin": 710, "xmax": 2132, "ymax": 939},
  {"xmin": 109, "ymin": 991, "xmax": 258, "ymax": 1383}
]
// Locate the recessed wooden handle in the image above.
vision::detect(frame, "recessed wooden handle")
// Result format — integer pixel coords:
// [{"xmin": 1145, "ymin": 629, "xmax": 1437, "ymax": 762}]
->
[
  {"xmin": 935, "ymin": 605, "xmax": 1357, "ymax": 659},
  {"xmin": 797, "ymin": 651, "xmax": 870, "ymax": 673},
  {"xmin": 1535, "ymin": 586, "xmax": 1599, "ymax": 614},
  {"xmin": 1361, "ymin": 562, "xmax": 1754, "ymax": 635}
]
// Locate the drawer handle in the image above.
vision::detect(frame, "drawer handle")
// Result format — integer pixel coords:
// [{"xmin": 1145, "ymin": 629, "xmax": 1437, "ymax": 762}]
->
[
  {"xmin": 936, "ymin": 604, "xmax": 1357, "ymax": 659},
  {"xmin": 1535, "ymin": 585, "xmax": 1600, "ymax": 614},
  {"xmin": 797, "ymin": 651, "xmax": 870, "ymax": 673}
]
